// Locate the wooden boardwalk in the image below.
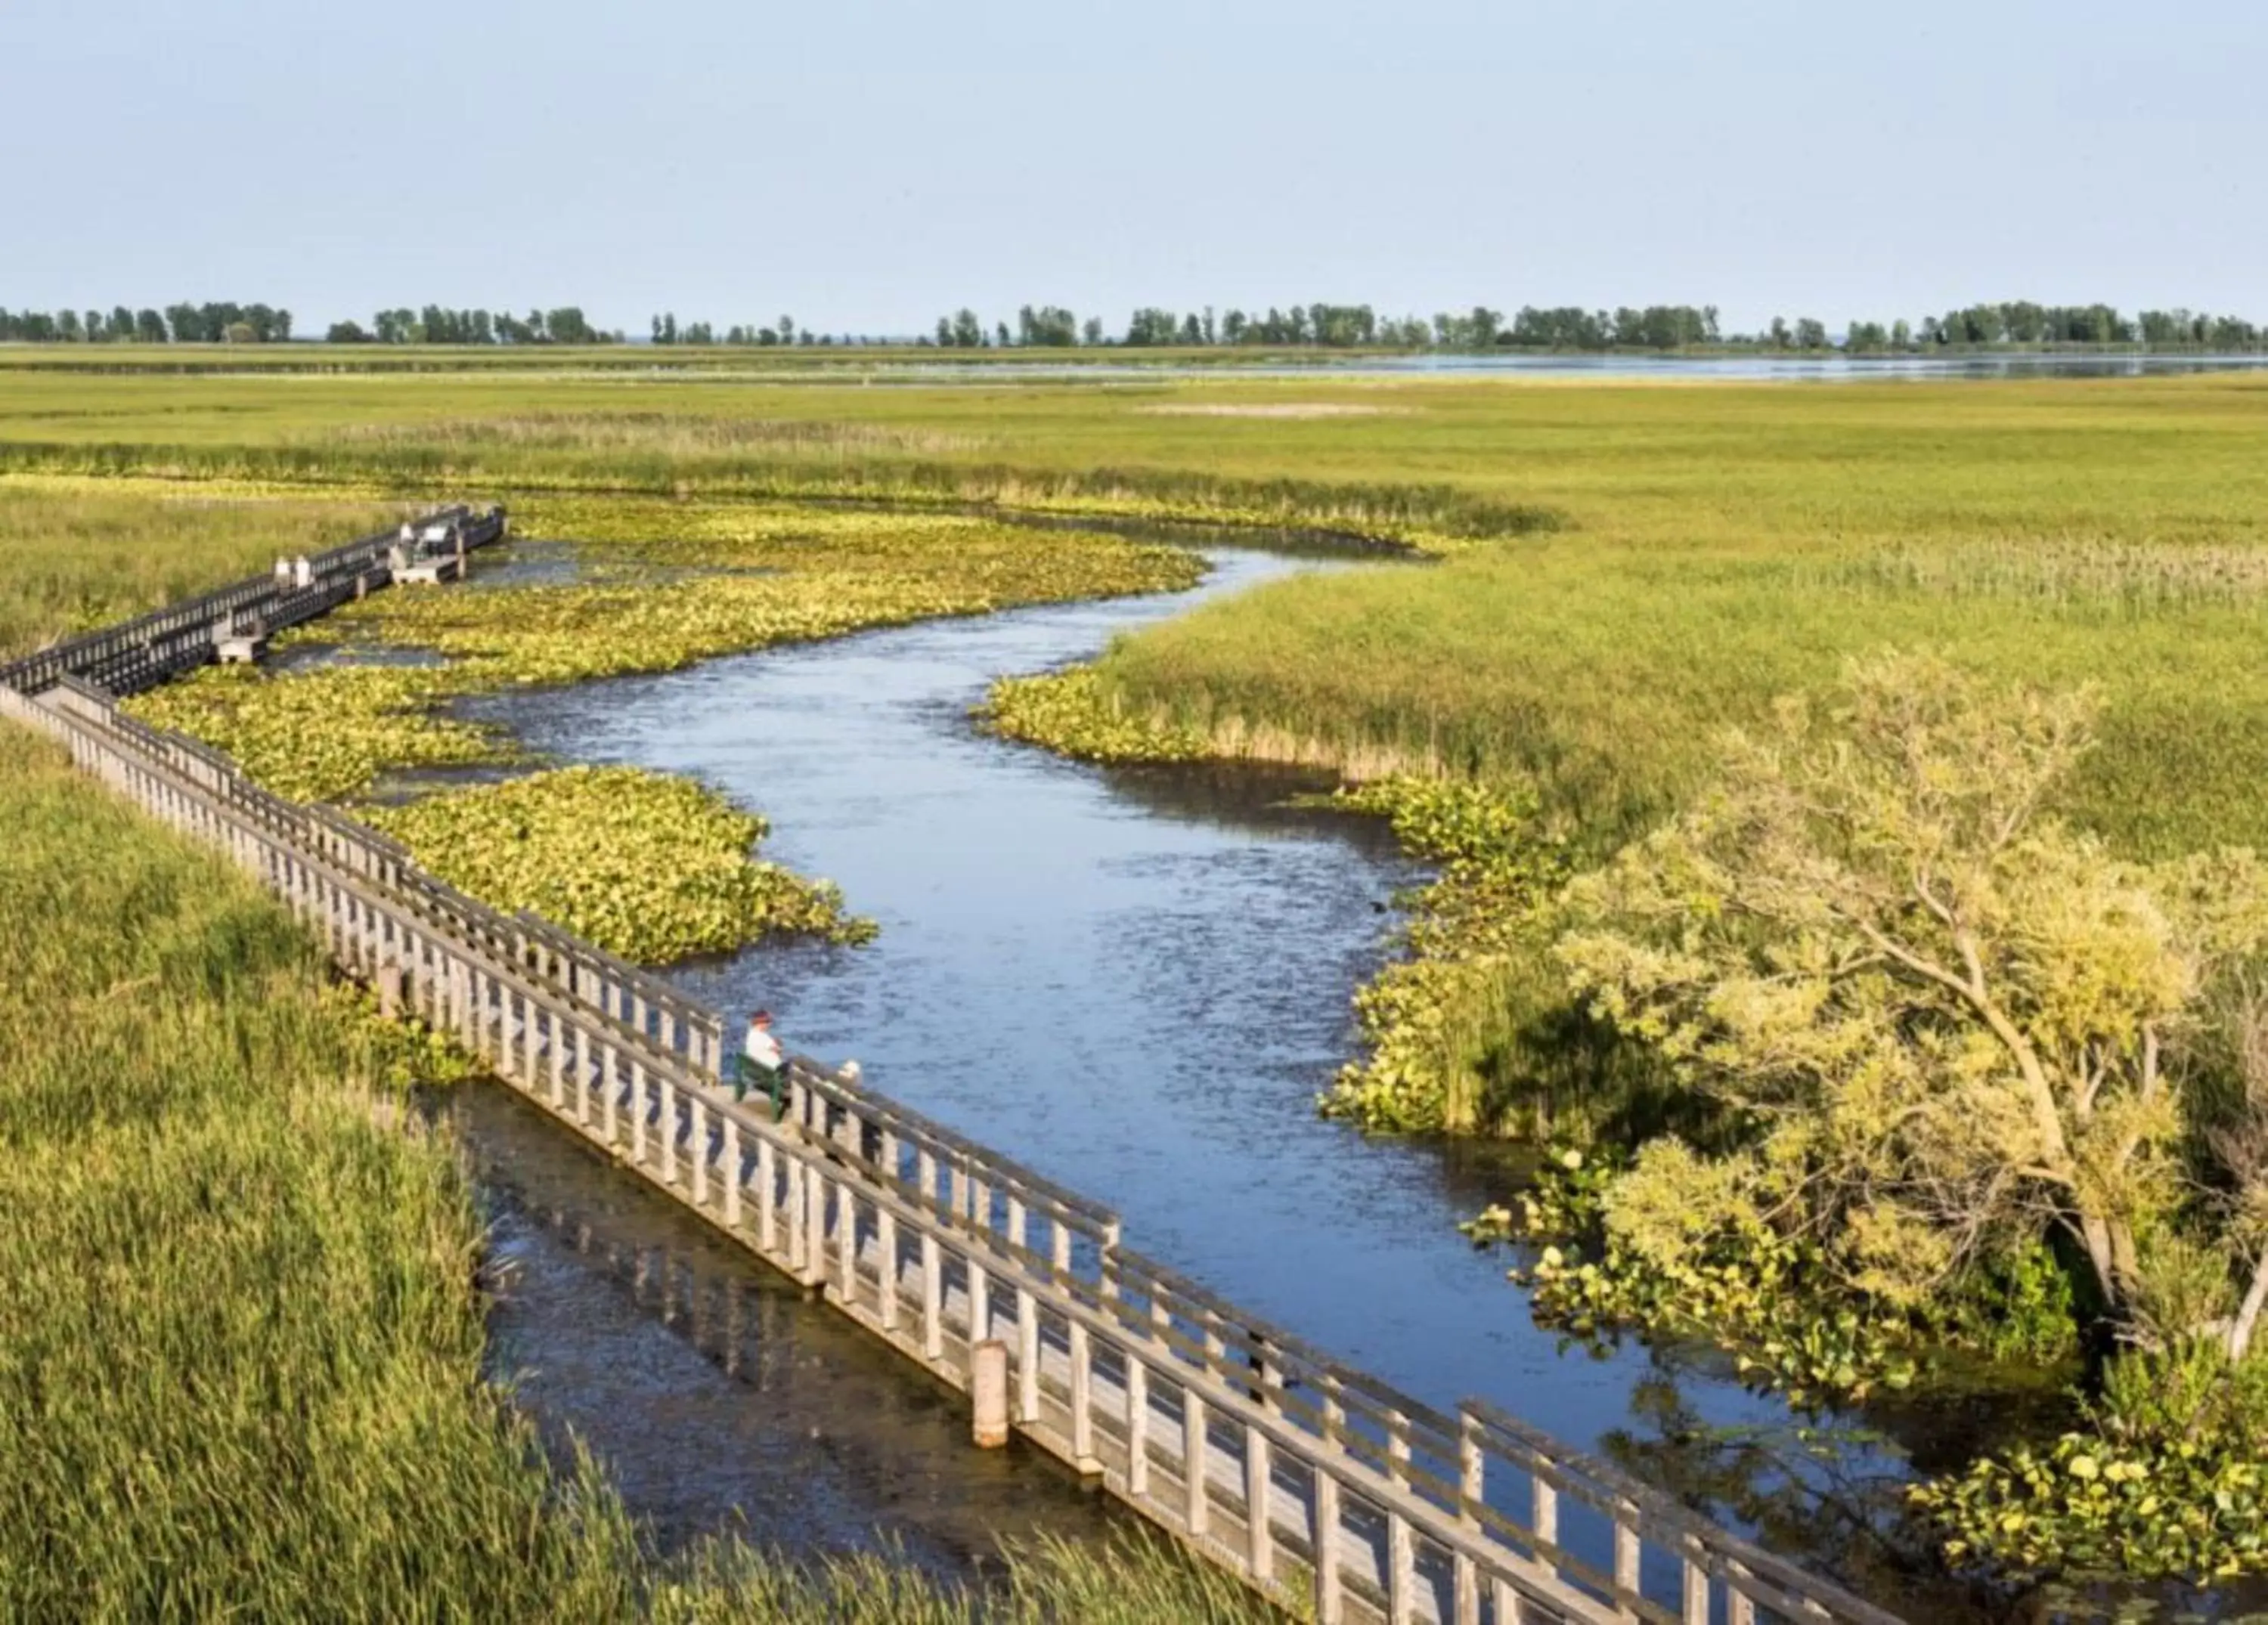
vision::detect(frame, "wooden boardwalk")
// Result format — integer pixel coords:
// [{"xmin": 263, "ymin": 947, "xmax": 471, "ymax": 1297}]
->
[{"xmin": 0, "ymin": 512, "xmax": 1904, "ymax": 1625}]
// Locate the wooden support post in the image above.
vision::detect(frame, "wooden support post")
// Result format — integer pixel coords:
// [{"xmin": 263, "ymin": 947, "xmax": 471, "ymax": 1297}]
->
[
  {"xmin": 877, "ymin": 1209, "xmax": 900, "ymax": 1329},
  {"xmin": 1726, "ymin": 1562, "xmax": 1756, "ymax": 1625},
  {"xmin": 376, "ymin": 961, "xmax": 403, "ymax": 1019},
  {"xmin": 721, "ymin": 1118, "xmax": 741, "ymax": 1228},
  {"xmin": 1615, "ymin": 1500, "xmax": 1642, "ymax": 1618},
  {"xmin": 803, "ymin": 1162, "xmax": 828, "ymax": 1289},
  {"xmin": 1184, "ymin": 1391, "xmax": 1209, "ymax": 1537},
  {"xmin": 837, "ymin": 1181, "xmax": 857, "ymax": 1302},
  {"xmin": 549, "ymin": 1008, "xmax": 567, "ymax": 1107},
  {"xmin": 921, "ymin": 1232, "xmax": 943, "ymax": 1360},
  {"xmin": 972, "ymin": 1340, "xmax": 1009, "ymax": 1448},
  {"xmin": 1387, "ymin": 1514, "xmax": 1415, "ymax": 1623},
  {"xmin": 785, "ymin": 1158, "xmax": 806, "ymax": 1273},
  {"xmin": 1017, "ymin": 1283, "xmax": 1040, "ymax": 1423},
  {"xmin": 1457, "ymin": 1411, "xmax": 1485, "ymax": 1625},
  {"xmin": 1245, "ymin": 1422, "xmax": 1273, "ymax": 1583},
  {"xmin": 1533, "ymin": 1471, "xmax": 1559, "ymax": 1575},
  {"xmin": 631, "ymin": 1063, "xmax": 647, "ymax": 1164},
  {"xmin": 602, "ymin": 1045, "xmax": 619, "ymax": 1146},
  {"xmin": 968, "ymin": 1258, "xmax": 990, "ymax": 1348},
  {"xmin": 758, "ymin": 1138, "xmax": 778, "ymax": 1255},
  {"xmin": 1069, "ymin": 1320, "xmax": 1097, "ymax": 1472},
  {"xmin": 1682, "ymin": 1540, "xmax": 1711, "ymax": 1625},
  {"xmin": 690, "ymin": 1095, "xmax": 708, "ymax": 1206},
  {"xmin": 1313, "ymin": 1469, "xmax": 1343, "ymax": 1624},
  {"xmin": 1126, "ymin": 1353, "xmax": 1150, "ymax": 1497}
]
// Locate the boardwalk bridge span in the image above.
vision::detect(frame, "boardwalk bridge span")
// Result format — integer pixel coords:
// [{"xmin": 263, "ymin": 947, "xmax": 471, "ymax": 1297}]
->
[{"xmin": 0, "ymin": 507, "xmax": 1900, "ymax": 1625}]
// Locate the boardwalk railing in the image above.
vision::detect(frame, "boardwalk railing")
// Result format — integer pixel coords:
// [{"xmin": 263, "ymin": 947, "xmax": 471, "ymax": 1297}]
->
[
  {"xmin": 0, "ymin": 542, "xmax": 1903, "ymax": 1625},
  {"xmin": 0, "ymin": 503, "xmax": 506, "ymax": 696}
]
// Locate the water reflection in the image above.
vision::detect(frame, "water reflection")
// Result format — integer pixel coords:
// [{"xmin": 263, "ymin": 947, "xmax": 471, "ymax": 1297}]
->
[{"xmin": 457, "ymin": 1081, "xmax": 1120, "ymax": 1571}]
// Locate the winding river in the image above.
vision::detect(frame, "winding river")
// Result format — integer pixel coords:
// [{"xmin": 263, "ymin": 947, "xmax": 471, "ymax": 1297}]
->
[{"xmin": 451, "ymin": 543, "xmax": 2015, "ymax": 1614}]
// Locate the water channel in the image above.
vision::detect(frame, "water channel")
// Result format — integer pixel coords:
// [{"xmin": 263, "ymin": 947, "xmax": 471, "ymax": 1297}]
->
[{"xmin": 451, "ymin": 541, "xmax": 2046, "ymax": 1617}]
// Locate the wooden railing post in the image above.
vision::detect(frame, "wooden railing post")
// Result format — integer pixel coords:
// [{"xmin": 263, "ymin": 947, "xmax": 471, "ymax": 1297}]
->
[
  {"xmin": 921, "ymin": 1231, "xmax": 943, "ymax": 1360},
  {"xmin": 1184, "ymin": 1390, "xmax": 1210, "ymax": 1538},
  {"xmin": 1244, "ymin": 1419, "xmax": 1272, "ymax": 1583}
]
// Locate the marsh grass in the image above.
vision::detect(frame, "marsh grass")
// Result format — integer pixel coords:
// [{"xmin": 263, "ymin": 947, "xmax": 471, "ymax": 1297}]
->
[
  {"xmin": 0, "ymin": 724, "xmax": 1286, "ymax": 1620},
  {"xmin": 0, "ymin": 475, "xmax": 407, "ymax": 658},
  {"xmin": 333, "ymin": 411, "xmax": 984, "ymax": 458},
  {"xmin": 0, "ymin": 725, "xmax": 648, "ymax": 1617}
]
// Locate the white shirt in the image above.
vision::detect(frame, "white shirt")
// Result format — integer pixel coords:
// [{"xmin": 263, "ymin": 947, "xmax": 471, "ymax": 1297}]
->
[{"xmin": 745, "ymin": 1027, "xmax": 783, "ymax": 1071}]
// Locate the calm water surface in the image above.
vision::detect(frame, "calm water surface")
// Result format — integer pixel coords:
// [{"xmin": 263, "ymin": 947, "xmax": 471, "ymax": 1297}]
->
[{"xmin": 460, "ymin": 546, "xmax": 2040, "ymax": 1613}]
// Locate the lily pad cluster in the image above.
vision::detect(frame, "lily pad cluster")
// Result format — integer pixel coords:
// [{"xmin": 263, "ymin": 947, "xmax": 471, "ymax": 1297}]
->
[
  {"xmin": 1910, "ymin": 1341, "xmax": 2268, "ymax": 1579},
  {"xmin": 361, "ymin": 766, "xmax": 872, "ymax": 964},
  {"xmin": 131, "ymin": 664, "xmax": 503, "ymax": 804},
  {"xmin": 124, "ymin": 500, "xmax": 1196, "ymax": 961}
]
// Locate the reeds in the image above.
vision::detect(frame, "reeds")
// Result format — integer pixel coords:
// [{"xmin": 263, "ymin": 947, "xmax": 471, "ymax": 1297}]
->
[{"xmin": 0, "ymin": 724, "xmax": 1284, "ymax": 1620}]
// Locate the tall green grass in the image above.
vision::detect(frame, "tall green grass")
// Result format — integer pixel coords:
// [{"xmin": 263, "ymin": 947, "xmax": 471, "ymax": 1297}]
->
[
  {"xmin": 0, "ymin": 475, "xmax": 406, "ymax": 658},
  {"xmin": 0, "ymin": 726, "xmax": 1281, "ymax": 1620}
]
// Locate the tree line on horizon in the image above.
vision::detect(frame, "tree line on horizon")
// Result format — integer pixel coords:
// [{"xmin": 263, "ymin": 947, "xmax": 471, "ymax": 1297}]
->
[
  {"xmin": 4, "ymin": 297, "xmax": 2265, "ymax": 353},
  {"xmin": 0, "ymin": 302, "xmax": 292, "ymax": 344}
]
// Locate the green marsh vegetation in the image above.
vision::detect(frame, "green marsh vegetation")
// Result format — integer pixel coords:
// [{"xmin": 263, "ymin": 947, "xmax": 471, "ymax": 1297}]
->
[
  {"xmin": 15, "ymin": 358, "xmax": 2268, "ymax": 1589},
  {"xmin": 0, "ymin": 474, "xmax": 407, "ymax": 658},
  {"xmin": 122, "ymin": 498, "xmax": 1201, "ymax": 961},
  {"xmin": 0, "ymin": 401, "xmax": 1292, "ymax": 1620}
]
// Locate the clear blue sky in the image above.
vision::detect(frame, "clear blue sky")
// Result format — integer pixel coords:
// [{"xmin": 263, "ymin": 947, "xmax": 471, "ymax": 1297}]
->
[{"xmin": 3, "ymin": 0, "xmax": 2259, "ymax": 337}]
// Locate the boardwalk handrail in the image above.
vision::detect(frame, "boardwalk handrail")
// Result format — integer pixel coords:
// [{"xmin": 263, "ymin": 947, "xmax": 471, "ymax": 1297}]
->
[
  {"xmin": 0, "ymin": 538, "xmax": 1901, "ymax": 1625},
  {"xmin": 0, "ymin": 504, "xmax": 505, "ymax": 697}
]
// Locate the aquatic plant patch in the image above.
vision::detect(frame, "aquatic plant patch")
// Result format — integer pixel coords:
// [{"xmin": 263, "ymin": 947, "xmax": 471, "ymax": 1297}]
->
[
  {"xmin": 1316, "ymin": 778, "xmax": 1565, "ymax": 1135},
  {"xmin": 978, "ymin": 665, "xmax": 1214, "ymax": 763},
  {"xmin": 1909, "ymin": 1343, "xmax": 2268, "ymax": 1580},
  {"xmin": 130, "ymin": 663, "xmax": 503, "ymax": 804},
  {"xmin": 361, "ymin": 766, "xmax": 872, "ymax": 964},
  {"xmin": 123, "ymin": 502, "xmax": 1203, "ymax": 961}
]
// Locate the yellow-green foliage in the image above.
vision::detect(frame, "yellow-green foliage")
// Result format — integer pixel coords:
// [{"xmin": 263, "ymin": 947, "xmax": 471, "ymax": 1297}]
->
[
  {"xmin": 1911, "ymin": 1342, "xmax": 2268, "ymax": 1580},
  {"xmin": 978, "ymin": 665, "xmax": 1214, "ymax": 763},
  {"xmin": 1319, "ymin": 778, "xmax": 1564, "ymax": 1134},
  {"xmin": 362, "ymin": 766, "xmax": 872, "ymax": 964},
  {"xmin": 122, "ymin": 502, "xmax": 1201, "ymax": 958},
  {"xmin": 130, "ymin": 503, "xmax": 1203, "ymax": 800},
  {"xmin": 130, "ymin": 662, "xmax": 504, "ymax": 803}
]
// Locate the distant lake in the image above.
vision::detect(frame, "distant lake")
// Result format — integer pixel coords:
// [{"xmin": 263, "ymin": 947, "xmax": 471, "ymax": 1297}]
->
[{"xmin": 870, "ymin": 351, "xmax": 2268, "ymax": 384}]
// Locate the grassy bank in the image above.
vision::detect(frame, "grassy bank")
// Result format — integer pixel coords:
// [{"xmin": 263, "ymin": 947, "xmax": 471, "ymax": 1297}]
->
[{"xmin": 0, "ymin": 723, "xmax": 1281, "ymax": 1619}]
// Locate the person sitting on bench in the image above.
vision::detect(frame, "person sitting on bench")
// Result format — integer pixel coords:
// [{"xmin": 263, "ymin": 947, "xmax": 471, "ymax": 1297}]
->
[{"xmin": 738, "ymin": 1009, "xmax": 785, "ymax": 1115}]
